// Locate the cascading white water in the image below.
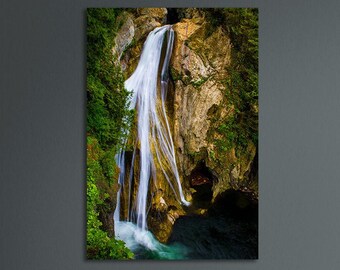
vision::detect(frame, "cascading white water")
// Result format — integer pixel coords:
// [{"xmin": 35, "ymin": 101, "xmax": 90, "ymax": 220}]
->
[{"xmin": 114, "ymin": 25, "xmax": 190, "ymax": 254}]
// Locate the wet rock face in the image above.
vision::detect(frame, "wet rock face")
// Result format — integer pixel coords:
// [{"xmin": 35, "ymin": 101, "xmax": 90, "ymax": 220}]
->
[
  {"xmin": 112, "ymin": 9, "xmax": 168, "ymax": 76},
  {"xmin": 112, "ymin": 15, "xmax": 135, "ymax": 60},
  {"xmin": 170, "ymin": 16, "xmax": 257, "ymax": 203},
  {"xmin": 134, "ymin": 8, "xmax": 167, "ymax": 41}
]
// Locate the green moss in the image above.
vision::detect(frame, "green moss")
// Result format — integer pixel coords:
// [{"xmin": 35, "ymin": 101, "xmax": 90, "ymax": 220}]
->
[
  {"xmin": 190, "ymin": 77, "xmax": 207, "ymax": 88},
  {"xmin": 170, "ymin": 67, "xmax": 182, "ymax": 81},
  {"xmin": 208, "ymin": 150, "xmax": 217, "ymax": 162},
  {"xmin": 182, "ymin": 75, "xmax": 191, "ymax": 85}
]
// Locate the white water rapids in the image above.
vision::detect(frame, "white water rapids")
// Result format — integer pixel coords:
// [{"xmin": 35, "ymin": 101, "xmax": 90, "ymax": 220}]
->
[{"xmin": 113, "ymin": 25, "xmax": 190, "ymax": 257}]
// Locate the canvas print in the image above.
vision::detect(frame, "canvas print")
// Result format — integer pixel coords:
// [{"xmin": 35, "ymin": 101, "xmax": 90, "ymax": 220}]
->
[{"xmin": 86, "ymin": 8, "xmax": 258, "ymax": 260}]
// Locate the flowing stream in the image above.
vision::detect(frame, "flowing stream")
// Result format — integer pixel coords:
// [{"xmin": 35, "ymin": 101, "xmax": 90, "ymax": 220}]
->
[{"xmin": 113, "ymin": 25, "xmax": 190, "ymax": 259}]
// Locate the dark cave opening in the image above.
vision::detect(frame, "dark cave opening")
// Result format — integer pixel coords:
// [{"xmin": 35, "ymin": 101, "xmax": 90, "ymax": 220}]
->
[
  {"xmin": 186, "ymin": 160, "xmax": 258, "ymax": 220},
  {"xmin": 166, "ymin": 8, "xmax": 180, "ymax": 25},
  {"xmin": 189, "ymin": 161, "xmax": 215, "ymax": 210}
]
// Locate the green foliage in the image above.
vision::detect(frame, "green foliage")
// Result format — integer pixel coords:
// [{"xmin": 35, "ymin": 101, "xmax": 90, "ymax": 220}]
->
[
  {"xmin": 191, "ymin": 77, "xmax": 208, "ymax": 88},
  {"xmin": 86, "ymin": 9, "xmax": 134, "ymax": 259},
  {"xmin": 205, "ymin": 8, "xmax": 258, "ymax": 154},
  {"xmin": 224, "ymin": 8, "xmax": 258, "ymax": 148},
  {"xmin": 223, "ymin": 8, "xmax": 258, "ymax": 69},
  {"xmin": 87, "ymin": 156, "xmax": 133, "ymax": 260},
  {"xmin": 87, "ymin": 8, "xmax": 133, "ymax": 150},
  {"xmin": 170, "ymin": 67, "xmax": 182, "ymax": 81},
  {"xmin": 215, "ymin": 114, "xmax": 251, "ymax": 155},
  {"xmin": 100, "ymin": 147, "xmax": 118, "ymax": 185},
  {"xmin": 204, "ymin": 8, "xmax": 226, "ymax": 37}
]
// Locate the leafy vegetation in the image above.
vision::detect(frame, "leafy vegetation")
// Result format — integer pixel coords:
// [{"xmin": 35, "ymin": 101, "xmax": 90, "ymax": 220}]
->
[
  {"xmin": 87, "ymin": 145, "xmax": 133, "ymax": 259},
  {"xmin": 87, "ymin": 8, "xmax": 133, "ymax": 149},
  {"xmin": 205, "ymin": 8, "xmax": 258, "ymax": 155},
  {"xmin": 86, "ymin": 8, "xmax": 133, "ymax": 259}
]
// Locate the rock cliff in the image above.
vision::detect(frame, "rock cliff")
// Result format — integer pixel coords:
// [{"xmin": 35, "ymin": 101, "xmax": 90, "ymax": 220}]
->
[{"xmin": 112, "ymin": 8, "xmax": 258, "ymax": 243}]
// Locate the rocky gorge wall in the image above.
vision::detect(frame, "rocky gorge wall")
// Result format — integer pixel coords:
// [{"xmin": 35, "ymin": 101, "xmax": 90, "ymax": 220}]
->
[{"xmin": 113, "ymin": 8, "xmax": 258, "ymax": 243}]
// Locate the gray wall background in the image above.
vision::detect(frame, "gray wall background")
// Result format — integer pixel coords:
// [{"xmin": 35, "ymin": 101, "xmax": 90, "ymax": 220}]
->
[{"xmin": 1, "ymin": 0, "xmax": 340, "ymax": 269}]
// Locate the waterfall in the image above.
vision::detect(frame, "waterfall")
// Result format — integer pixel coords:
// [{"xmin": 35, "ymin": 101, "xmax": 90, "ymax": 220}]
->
[{"xmin": 114, "ymin": 25, "xmax": 190, "ymax": 251}]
